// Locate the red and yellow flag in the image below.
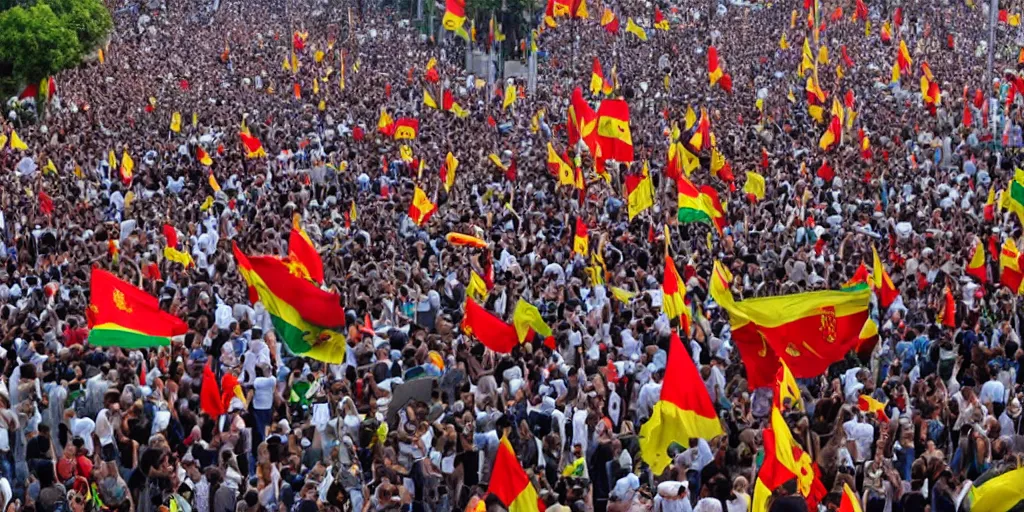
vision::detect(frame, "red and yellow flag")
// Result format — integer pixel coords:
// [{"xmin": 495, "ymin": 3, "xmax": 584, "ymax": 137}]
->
[
  {"xmin": 240, "ymin": 132, "xmax": 266, "ymax": 158},
  {"xmin": 774, "ymin": 359, "xmax": 803, "ymax": 410},
  {"xmin": 590, "ymin": 58, "xmax": 613, "ymax": 96},
  {"xmin": 568, "ymin": 87, "xmax": 599, "ymax": 155},
  {"xmin": 897, "ymin": 39, "xmax": 912, "ymax": 72},
  {"xmin": 751, "ymin": 405, "xmax": 827, "ymax": 512},
  {"xmin": 857, "ymin": 394, "xmax": 890, "ymax": 423},
  {"xmin": 488, "ymin": 436, "xmax": 541, "ymax": 512},
  {"xmin": 197, "ymin": 146, "xmax": 213, "ymax": 166},
  {"xmin": 409, "ymin": 186, "xmax": 437, "ymax": 225},
  {"xmin": 625, "ymin": 161, "xmax": 654, "ymax": 220},
  {"xmin": 393, "ymin": 118, "xmax": 419, "ymax": 140},
  {"xmin": 549, "ymin": 143, "xmax": 574, "ymax": 185},
  {"xmin": 600, "ymin": 7, "xmax": 619, "ymax": 32},
  {"xmin": 966, "ymin": 238, "xmax": 987, "ymax": 284},
  {"xmin": 87, "ymin": 268, "xmax": 188, "ymax": 348},
  {"xmin": 840, "ymin": 484, "xmax": 862, "ymax": 512},
  {"xmin": 939, "ymin": 286, "xmax": 957, "ymax": 328},
  {"xmin": 289, "ymin": 214, "xmax": 325, "ymax": 284},
  {"xmin": 440, "ymin": 152, "xmax": 458, "ymax": 192},
  {"xmin": 1000, "ymin": 239, "xmax": 1024, "ymax": 293},
  {"xmin": 595, "ymin": 98, "xmax": 633, "ymax": 164},
  {"xmin": 573, "ymin": 217, "xmax": 589, "ymax": 256},
  {"xmin": 377, "ymin": 110, "xmax": 396, "ymax": 136},
  {"xmin": 639, "ymin": 331, "xmax": 723, "ymax": 474},
  {"xmin": 872, "ymin": 246, "xmax": 899, "ymax": 310},
  {"xmin": 709, "ymin": 260, "xmax": 871, "ymax": 388},
  {"xmin": 707, "ymin": 45, "xmax": 724, "ymax": 86},
  {"xmin": 442, "ymin": 0, "xmax": 469, "ymax": 39},
  {"xmin": 689, "ymin": 107, "xmax": 711, "ymax": 151},
  {"xmin": 463, "ymin": 298, "xmax": 520, "ymax": 354},
  {"xmin": 662, "ymin": 254, "xmax": 692, "ymax": 332}
]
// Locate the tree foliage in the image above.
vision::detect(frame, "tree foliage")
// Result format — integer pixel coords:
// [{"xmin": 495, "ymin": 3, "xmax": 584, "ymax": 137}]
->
[{"xmin": 0, "ymin": 0, "xmax": 111, "ymax": 94}]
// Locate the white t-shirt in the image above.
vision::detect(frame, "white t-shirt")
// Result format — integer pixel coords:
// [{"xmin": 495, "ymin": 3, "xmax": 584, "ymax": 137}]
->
[
  {"xmin": 980, "ymin": 380, "xmax": 1007, "ymax": 405},
  {"xmin": 252, "ymin": 377, "xmax": 276, "ymax": 410},
  {"xmin": 95, "ymin": 409, "xmax": 116, "ymax": 447},
  {"xmin": 843, "ymin": 419, "xmax": 875, "ymax": 463}
]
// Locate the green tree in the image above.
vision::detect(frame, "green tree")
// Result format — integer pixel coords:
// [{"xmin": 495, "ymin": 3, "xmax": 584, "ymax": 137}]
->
[
  {"xmin": 0, "ymin": 4, "xmax": 80, "ymax": 88},
  {"xmin": 42, "ymin": 0, "xmax": 113, "ymax": 53}
]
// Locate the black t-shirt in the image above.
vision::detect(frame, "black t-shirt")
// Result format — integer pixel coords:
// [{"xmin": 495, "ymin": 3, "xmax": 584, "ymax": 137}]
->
[{"xmin": 26, "ymin": 435, "xmax": 52, "ymax": 460}]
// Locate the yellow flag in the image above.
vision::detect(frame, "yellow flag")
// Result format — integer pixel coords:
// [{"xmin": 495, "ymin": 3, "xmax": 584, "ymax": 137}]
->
[
  {"xmin": 170, "ymin": 112, "xmax": 182, "ymax": 133},
  {"xmin": 779, "ymin": 33, "xmax": 789, "ymax": 50},
  {"xmin": 743, "ymin": 171, "xmax": 766, "ymax": 201},
  {"xmin": 120, "ymin": 149, "xmax": 134, "ymax": 177},
  {"xmin": 865, "ymin": 20, "xmax": 871, "ymax": 36},
  {"xmin": 817, "ymin": 45, "xmax": 829, "ymax": 65},
  {"xmin": 625, "ymin": 18, "xmax": 648, "ymax": 41},
  {"xmin": 313, "ymin": 77, "xmax": 320, "ymax": 95},
  {"xmin": 488, "ymin": 153, "xmax": 508, "ymax": 171},
  {"xmin": 200, "ymin": 196, "xmax": 214, "ymax": 211},
  {"xmin": 400, "ymin": 145, "xmax": 414, "ymax": 163},
  {"xmin": 318, "ymin": 100, "xmax": 326, "ymax": 111},
  {"xmin": 0, "ymin": 135, "xmax": 6, "ymax": 150},
  {"xmin": 314, "ymin": 50, "xmax": 325, "ymax": 63},
  {"xmin": 291, "ymin": 52, "xmax": 300, "ymax": 73},
  {"xmin": 467, "ymin": 271, "xmax": 489, "ymax": 301},
  {"xmin": 684, "ymin": 106, "xmax": 697, "ymax": 129},
  {"xmin": 282, "ymin": 55, "xmax": 292, "ymax": 72},
  {"xmin": 192, "ymin": 112, "xmax": 198, "ymax": 127},
  {"xmin": 108, "ymin": 150, "xmax": 118, "ymax": 170},
  {"xmin": 503, "ymin": 85, "xmax": 516, "ymax": 109},
  {"xmin": 512, "ymin": 299, "xmax": 552, "ymax": 343},
  {"xmin": 9, "ymin": 130, "xmax": 27, "ymax": 151},
  {"xmin": 44, "ymin": 159, "xmax": 58, "ymax": 175},
  {"xmin": 610, "ymin": 287, "xmax": 635, "ymax": 304},
  {"xmin": 208, "ymin": 172, "xmax": 221, "ymax": 192},
  {"xmin": 424, "ymin": 88, "xmax": 438, "ymax": 109}
]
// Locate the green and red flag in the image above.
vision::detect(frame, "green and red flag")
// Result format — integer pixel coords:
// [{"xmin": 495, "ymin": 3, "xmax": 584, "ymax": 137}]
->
[{"xmin": 87, "ymin": 267, "xmax": 188, "ymax": 348}]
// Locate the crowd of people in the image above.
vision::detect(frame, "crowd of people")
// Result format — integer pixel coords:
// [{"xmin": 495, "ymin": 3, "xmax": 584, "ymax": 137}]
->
[{"xmin": 1, "ymin": 0, "xmax": 1024, "ymax": 510}]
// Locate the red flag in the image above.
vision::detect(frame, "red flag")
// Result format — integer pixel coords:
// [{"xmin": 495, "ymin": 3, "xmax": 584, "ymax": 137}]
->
[
  {"xmin": 841, "ymin": 46, "xmax": 853, "ymax": 68},
  {"xmin": 200, "ymin": 362, "xmax": 225, "ymax": 418},
  {"xmin": 894, "ymin": 7, "xmax": 903, "ymax": 26},
  {"xmin": 816, "ymin": 160, "xmax": 834, "ymax": 181},
  {"xmin": 855, "ymin": 0, "xmax": 868, "ymax": 20},
  {"xmin": 939, "ymin": 286, "xmax": 957, "ymax": 328},
  {"xmin": 505, "ymin": 157, "xmax": 518, "ymax": 181},
  {"xmin": 38, "ymin": 191, "xmax": 53, "ymax": 216},
  {"xmin": 462, "ymin": 298, "xmax": 519, "ymax": 353},
  {"xmin": 162, "ymin": 224, "xmax": 178, "ymax": 248},
  {"xmin": 760, "ymin": 148, "xmax": 769, "ymax": 169}
]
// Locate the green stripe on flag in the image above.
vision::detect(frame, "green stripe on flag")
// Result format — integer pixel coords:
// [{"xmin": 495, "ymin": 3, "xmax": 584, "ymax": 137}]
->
[{"xmin": 88, "ymin": 324, "xmax": 171, "ymax": 348}]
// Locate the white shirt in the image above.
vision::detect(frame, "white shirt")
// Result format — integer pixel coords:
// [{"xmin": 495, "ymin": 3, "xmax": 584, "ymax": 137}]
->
[
  {"xmin": 95, "ymin": 409, "xmax": 116, "ymax": 447},
  {"xmin": 252, "ymin": 377, "xmax": 276, "ymax": 410},
  {"xmin": 843, "ymin": 419, "xmax": 875, "ymax": 462},
  {"xmin": 637, "ymin": 382, "xmax": 663, "ymax": 421},
  {"xmin": 980, "ymin": 379, "xmax": 1006, "ymax": 405}
]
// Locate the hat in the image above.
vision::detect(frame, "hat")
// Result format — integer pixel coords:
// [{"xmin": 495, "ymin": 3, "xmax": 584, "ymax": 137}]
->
[{"xmin": 1008, "ymin": 399, "xmax": 1022, "ymax": 418}]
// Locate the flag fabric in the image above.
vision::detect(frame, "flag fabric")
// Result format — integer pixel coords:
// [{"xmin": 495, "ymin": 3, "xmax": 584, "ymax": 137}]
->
[
  {"xmin": 170, "ymin": 112, "xmax": 182, "ymax": 133},
  {"xmin": 881, "ymin": 20, "xmax": 892, "ymax": 42},
  {"xmin": 423, "ymin": 89, "xmax": 438, "ymax": 109},
  {"xmin": 562, "ymin": 457, "xmax": 586, "ymax": 477},
  {"xmin": 857, "ymin": 394, "xmax": 890, "ymax": 423},
  {"xmin": 377, "ymin": 110, "xmax": 395, "ymax": 135},
  {"xmin": 779, "ymin": 32, "xmax": 789, "ymax": 49},
  {"xmin": 207, "ymin": 172, "xmax": 221, "ymax": 193},
  {"xmin": 601, "ymin": 8, "xmax": 619, "ymax": 33},
  {"xmin": 639, "ymin": 331, "xmax": 723, "ymax": 475},
  {"xmin": 590, "ymin": 58, "xmax": 613, "ymax": 96},
  {"xmin": 568, "ymin": 87, "xmax": 599, "ymax": 155},
  {"xmin": 799, "ymin": 39, "xmax": 814, "ymax": 76},
  {"xmin": 677, "ymin": 175, "xmax": 726, "ymax": 234},
  {"xmin": 668, "ymin": 141, "xmax": 699, "ymax": 178},
  {"xmin": 38, "ymin": 191, "xmax": 53, "ymax": 216},
  {"xmin": 240, "ymin": 133, "xmax": 266, "ymax": 158},
  {"xmin": 288, "ymin": 214, "xmax": 325, "ymax": 284},
  {"xmin": 409, "ymin": 186, "xmax": 437, "ymax": 225},
  {"xmin": 744, "ymin": 171, "xmax": 766, "ymax": 202},
  {"xmin": 625, "ymin": 18, "xmax": 647, "ymax": 40},
  {"xmin": 872, "ymin": 246, "xmax": 899, "ymax": 310},
  {"xmin": 446, "ymin": 232, "xmax": 488, "ymax": 249},
  {"xmin": 775, "ymin": 360, "xmax": 803, "ymax": 410},
  {"xmin": 573, "ymin": 218, "xmax": 589, "ymax": 256},
  {"xmin": 966, "ymin": 239, "xmax": 987, "ymax": 284},
  {"xmin": 897, "ymin": 40, "xmax": 912, "ymax": 71},
  {"xmin": 709, "ymin": 261, "xmax": 871, "ymax": 388},
  {"xmin": 488, "ymin": 436, "xmax": 541, "ymax": 512},
  {"xmin": 611, "ymin": 287, "xmax": 635, "ymax": 304},
  {"xmin": 1003, "ymin": 169, "xmax": 1024, "ymax": 225},
  {"xmin": 221, "ymin": 373, "xmax": 246, "ymax": 410},
  {"xmin": 625, "ymin": 161, "xmax": 655, "ymax": 220},
  {"xmin": 463, "ymin": 298, "xmax": 520, "ymax": 353},
  {"xmin": 963, "ymin": 466, "xmax": 1024, "ymax": 511},
  {"xmin": 200, "ymin": 362, "xmax": 225, "ymax": 418},
  {"xmin": 441, "ymin": 152, "xmax": 458, "ymax": 192},
  {"xmin": 596, "ymin": 99, "xmax": 634, "ymax": 163},
  {"xmin": 120, "ymin": 150, "xmax": 135, "ymax": 183},
  {"xmin": 9, "ymin": 130, "xmax": 28, "ymax": 151},
  {"xmin": 549, "ymin": 143, "xmax": 574, "ymax": 185},
  {"xmin": 233, "ymin": 243, "xmax": 348, "ymax": 363},
  {"xmin": 503, "ymin": 85, "xmax": 516, "ymax": 110},
  {"xmin": 689, "ymin": 108, "xmax": 711, "ymax": 151},
  {"xmin": 939, "ymin": 286, "xmax": 956, "ymax": 328},
  {"xmin": 662, "ymin": 255, "xmax": 692, "ymax": 331},
  {"xmin": 86, "ymin": 268, "xmax": 188, "ymax": 348},
  {"xmin": 654, "ymin": 6, "xmax": 669, "ymax": 30},
  {"xmin": 1000, "ymin": 239, "xmax": 1024, "ymax": 293},
  {"xmin": 467, "ymin": 272, "xmax": 489, "ymax": 301},
  {"xmin": 197, "ymin": 147, "xmax": 213, "ymax": 166},
  {"xmin": 707, "ymin": 46, "xmax": 724, "ymax": 86},
  {"xmin": 751, "ymin": 406, "xmax": 827, "ymax": 512},
  {"xmin": 513, "ymin": 299, "xmax": 552, "ymax": 343},
  {"xmin": 442, "ymin": 0, "xmax": 469, "ymax": 39},
  {"xmin": 393, "ymin": 118, "xmax": 419, "ymax": 139}
]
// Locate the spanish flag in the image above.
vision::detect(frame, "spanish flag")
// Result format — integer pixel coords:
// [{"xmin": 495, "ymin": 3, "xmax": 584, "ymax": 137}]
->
[
  {"xmin": 596, "ymin": 98, "xmax": 634, "ymax": 163},
  {"xmin": 573, "ymin": 217, "xmax": 589, "ymax": 256},
  {"xmin": 590, "ymin": 58, "xmax": 613, "ymax": 96},
  {"xmin": 600, "ymin": 8, "xmax": 619, "ymax": 33},
  {"xmin": 639, "ymin": 331, "xmax": 723, "ymax": 475},
  {"xmin": 441, "ymin": 152, "xmax": 458, "ymax": 192},
  {"xmin": 689, "ymin": 107, "xmax": 711, "ymax": 151},
  {"xmin": 653, "ymin": 6, "xmax": 669, "ymax": 30},
  {"xmin": 207, "ymin": 172, "xmax": 221, "ymax": 193},
  {"xmin": 857, "ymin": 394, "xmax": 889, "ymax": 422},
  {"xmin": 662, "ymin": 254, "xmax": 692, "ymax": 331},
  {"xmin": 197, "ymin": 146, "xmax": 213, "ymax": 166},
  {"xmin": 625, "ymin": 161, "xmax": 655, "ymax": 221},
  {"xmin": 488, "ymin": 436, "xmax": 541, "ymax": 512},
  {"xmin": 709, "ymin": 261, "xmax": 871, "ymax": 387},
  {"xmin": 897, "ymin": 40, "xmax": 912, "ymax": 72},
  {"xmin": 667, "ymin": 141, "xmax": 699, "ymax": 179},
  {"xmin": 442, "ymin": 0, "xmax": 469, "ymax": 40},
  {"xmin": 288, "ymin": 214, "xmax": 325, "ymax": 284},
  {"xmin": 119, "ymin": 149, "xmax": 135, "ymax": 183},
  {"xmin": 774, "ymin": 359, "xmax": 803, "ymax": 410},
  {"xmin": 880, "ymin": 20, "xmax": 892, "ymax": 42},
  {"xmin": 240, "ymin": 132, "xmax": 266, "ymax": 158},
  {"xmin": 568, "ymin": 87, "xmax": 599, "ymax": 154},
  {"xmin": 840, "ymin": 484, "xmax": 862, "ymax": 512},
  {"xmin": 549, "ymin": 143, "xmax": 573, "ymax": 185},
  {"xmin": 966, "ymin": 238, "xmax": 987, "ymax": 284},
  {"xmin": 409, "ymin": 186, "xmax": 437, "ymax": 225},
  {"xmin": 393, "ymin": 118, "xmax": 419, "ymax": 140},
  {"xmin": 707, "ymin": 45, "xmax": 724, "ymax": 86},
  {"xmin": 463, "ymin": 298, "xmax": 519, "ymax": 353},
  {"xmin": 377, "ymin": 109, "xmax": 396, "ymax": 136},
  {"xmin": 233, "ymin": 243, "xmax": 348, "ymax": 364},
  {"xmin": 751, "ymin": 406, "xmax": 827, "ymax": 512},
  {"xmin": 984, "ymin": 186, "xmax": 996, "ymax": 221},
  {"xmin": 1000, "ymin": 239, "xmax": 1024, "ymax": 293},
  {"xmin": 86, "ymin": 268, "xmax": 188, "ymax": 348},
  {"xmin": 871, "ymin": 246, "xmax": 899, "ymax": 310},
  {"xmin": 221, "ymin": 372, "xmax": 246, "ymax": 409}
]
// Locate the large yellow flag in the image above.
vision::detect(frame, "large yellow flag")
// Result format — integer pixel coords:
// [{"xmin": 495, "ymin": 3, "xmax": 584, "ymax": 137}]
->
[
  {"xmin": 512, "ymin": 299, "xmax": 552, "ymax": 343},
  {"xmin": 625, "ymin": 18, "xmax": 648, "ymax": 41},
  {"xmin": 743, "ymin": 171, "xmax": 766, "ymax": 201},
  {"xmin": 424, "ymin": 89, "xmax": 438, "ymax": 109},
  {"xmin": 503, "ymin": 85, "xmax": 516, "ymax": 110},
  {"xmin": 9, "ymin": 130, "xmax": 28, "ymax": 151},
  {"xmin": 170, "ymin": 112, "xmax": 182, "ymax": 133}
]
